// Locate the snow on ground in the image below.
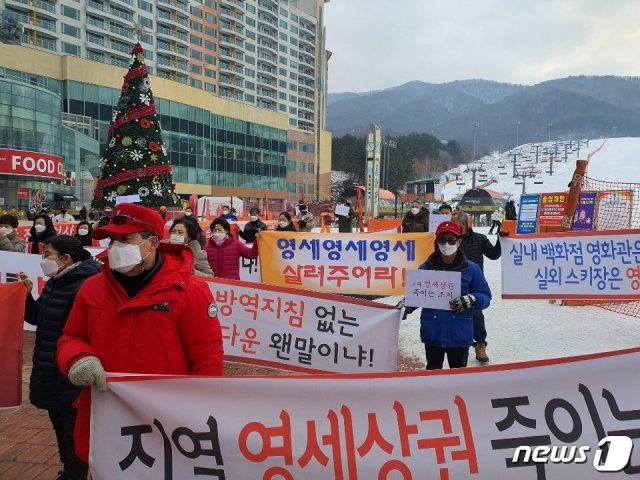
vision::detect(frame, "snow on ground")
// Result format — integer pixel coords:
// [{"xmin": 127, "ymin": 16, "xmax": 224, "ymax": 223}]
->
[{"xmin": 379, "ymin": 226, "xmax": 640, "ymax": 370}]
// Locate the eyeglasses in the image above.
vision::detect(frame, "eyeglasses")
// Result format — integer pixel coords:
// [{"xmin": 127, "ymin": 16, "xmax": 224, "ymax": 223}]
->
[
  {"xmin": 111, "ymin": 214, "xmax": 155, "ymax": 231},
  {"xmin": 437, "ymin": 238, "xmax": 458, "ymax": 246}
]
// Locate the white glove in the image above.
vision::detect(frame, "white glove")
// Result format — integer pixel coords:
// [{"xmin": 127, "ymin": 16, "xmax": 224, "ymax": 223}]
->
[
  {"xmin": 68, "ymin": 356, "xmax": 108, "ymax": 392},
  {"xmin": 449, "ymin": 294, "xmax": 476, "ymax": 313}
]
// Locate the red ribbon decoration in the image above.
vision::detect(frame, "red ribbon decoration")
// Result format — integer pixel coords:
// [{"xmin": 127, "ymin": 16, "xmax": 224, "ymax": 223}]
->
[
  {"xmin": 124, "ymin": 64, "xmax": 148, "ymax": 83},
  {"xmin": 96, "ymin": 164, "xmax": 172, "ymax": 191},
  {"xmin": 108, "ymin": 104, "xmax": 157, "ymax": 136}
]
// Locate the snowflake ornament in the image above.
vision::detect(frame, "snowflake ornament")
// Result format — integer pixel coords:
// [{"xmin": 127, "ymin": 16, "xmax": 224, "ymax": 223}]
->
[
  {"xmin": 135, "ymin": 137, "xmax": 147, "ymax": 148},
  {"xmin": 139, "ymin": 93, "xmax": 151, "ymax": 105},
  {"xmin": 141, "ymin": 78, "xmax": 150, "ymax": 92},
  {"xmin": 130, "ymin": 150, "xmax": 144, "ymax": 162},
  {"xmin": 108, "ymin": 138, "xmax": 116, "ymax": 148},
  {"xmin": 152, "ymin": 183, "xmax": 163, "ymax": 196},
  {"xmin": 106, "ymin": 191, "xmax": 118, "ymax": 203}
]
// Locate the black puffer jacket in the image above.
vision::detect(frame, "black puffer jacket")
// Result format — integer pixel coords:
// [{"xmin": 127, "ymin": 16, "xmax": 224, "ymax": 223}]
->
[
  {"xmin": 402, "ymin": 209, "xmax": 430, "ymax": 233},
  {"xmin": 25, "ymin": 255, "xmax": 101, "ymax": 410},
  {"xmin": 459, "ymin": 229, "xmax": 501, "ymax": 271},
  {"xmin": 239, "ymin": 219, "xmax": 267, "ymax": 243}
]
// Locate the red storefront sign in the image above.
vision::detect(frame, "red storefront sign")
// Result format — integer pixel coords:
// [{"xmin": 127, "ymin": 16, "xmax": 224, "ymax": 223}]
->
[
  {"xmin": 0, "ymin": 148, "xmax": 64, "ymax": 180},
  {"xmin": 16, "ymin": 188, "xmax": 29, "ymax": 199}
]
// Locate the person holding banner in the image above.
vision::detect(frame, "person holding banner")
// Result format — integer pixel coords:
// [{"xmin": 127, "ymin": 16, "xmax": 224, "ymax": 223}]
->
[
  {"xmin": 239, "ymin": 208, "xmax": 268, "ymax": 243},
  {"xmin": 0, "ymin": 213, "xmax": 26, "ymax": 252},
  {"xmin": 169, "ymin": 217, "xmax": 213, "ymax": 276},
  {"xmin": 20, "ymin": 235, "xmax": 101, "ymax": 480},
  {"xmin": 28, "ymin": 214, "xmax": 58, "ymax": 254},
  {"xmin": 276, "ymin": 211, "xmax": 297, "ymax": 232},
  {"xmin": 57, "ymin": 203, "xmax": 224, "ymax": 463},
  {"xmin": 453, "ymin": 211, "xmax": 502, "ymax": 363},
  {"xmin": 402, "ymin": 199, "xmax": 430, "ymax": 233},
  {"xmin": 417, "ymin": 221, "xmax": 491, "ymax": 370},
  {"xmin": 204, "ymin": 217, "xmax": 259, "ymax": 279}
]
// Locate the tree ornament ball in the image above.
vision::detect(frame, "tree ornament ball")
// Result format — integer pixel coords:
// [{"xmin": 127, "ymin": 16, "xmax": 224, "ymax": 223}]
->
[{"xmin": 116, "ymin": 185, "xmax": 128, "ymax": 195}]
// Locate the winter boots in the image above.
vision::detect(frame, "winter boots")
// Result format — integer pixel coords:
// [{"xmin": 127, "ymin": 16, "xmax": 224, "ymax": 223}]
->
[{"xmin": 474, "ymin": 342, "xmax": 489, "ymax": 363}]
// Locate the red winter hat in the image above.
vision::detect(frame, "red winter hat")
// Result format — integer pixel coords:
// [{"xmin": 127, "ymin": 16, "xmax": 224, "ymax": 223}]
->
[
  {"xmin": 435, "ymin": 221, "xmax": 462, "ymax": 238},
  {"xmin": 93, "ymin": 203, "xmax": 166, "ymax": 240}
]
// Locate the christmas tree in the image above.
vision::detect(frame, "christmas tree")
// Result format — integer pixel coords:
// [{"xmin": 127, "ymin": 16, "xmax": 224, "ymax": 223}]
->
[{"xmin": 92, "ymin": 43, "xmax": 178, "ymax": 209}]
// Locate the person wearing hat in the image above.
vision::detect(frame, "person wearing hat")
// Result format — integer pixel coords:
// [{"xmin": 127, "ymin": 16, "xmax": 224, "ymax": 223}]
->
[
  {"xmin": 296, "ymin": 203, "xmax": 315, "ymax": 232},
  {"xmin": 408, "ymin": 220, "xmax": 491, "ymax": 370},
  {"xmin": 56, "ymin": 203, "xmax": 223, "ymax": 463}
]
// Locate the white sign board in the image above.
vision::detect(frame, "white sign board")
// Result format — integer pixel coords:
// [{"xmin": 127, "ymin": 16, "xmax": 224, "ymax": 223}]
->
[
  {"xmin": 404, "ymin": 269, "xmax": 461, "ymax": 309},
  {"xmin": 429, "ymin": 213, "xmax": 452, "ymax": 232},
  {"xmin": 334, "ymin": 204, "xmax": 350, "ymax": 217}
]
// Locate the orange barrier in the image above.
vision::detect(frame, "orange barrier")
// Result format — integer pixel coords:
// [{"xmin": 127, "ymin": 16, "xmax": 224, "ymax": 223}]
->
[
  {"xmin": 501, "ymin": 219, "xmax": 517, "ymax": 236},
  {"xmin": 367, "ymin": 218, "xmax": 402, "ymax": 232}
]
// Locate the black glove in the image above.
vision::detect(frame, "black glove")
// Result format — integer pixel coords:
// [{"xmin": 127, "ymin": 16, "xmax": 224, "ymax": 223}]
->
[
  {"xmin": 402, "ymin": 306, "xmax": 418, "ymax": 320},
  {"xmin": 498, "ymin": 230, "xmax": 509, "ymax": 237},
  {"xmin": 298, "ymin": 220, "xmax": 307, "ymax": 228},
  {"xmin": 449, "ymin": 295, "xmax": 475, "ymax": 313}
]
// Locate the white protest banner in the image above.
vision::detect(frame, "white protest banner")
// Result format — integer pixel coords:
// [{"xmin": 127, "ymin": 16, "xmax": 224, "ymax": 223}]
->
[
  {"xmin": 208, "ymin": 278, "xmax": 400, "ymax": 373},
  {"xmin": 405, "ymin": 269, "xmax": 461, "ymax": 309},
  {"xmin": 257, "ymin": 231, "xmax": 434, "ymax": 295},
  {"xmin": 501, "ymin": 229, "xmax": 640, "ymax": 299},
  {"xmin": 91, "ymin": 347, "xmax": 640, "ymax": 479},
  {"xmin": 429, "ymin": 213, "xmax": 452, "ymax": 232},
  {"xmin": 238, "ymin": 254, "xmax": 260, "ymax": 283},
  {"xmin": 335, "ymin": 203, "xmax": 350, "ymax": 217}
]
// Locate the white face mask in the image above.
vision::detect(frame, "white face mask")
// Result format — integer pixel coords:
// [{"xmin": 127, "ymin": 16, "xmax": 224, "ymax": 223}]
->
[
  {"xmin": 40, "ymin": 258, "xmax": 60, "ymax": 277},
  {"xmin": 222, "ymin": 210, "xmax": 229, "ymax": 215},
  {"xmin": 108, "ymin": 239, "xmax": 148, "ymax": 273},
  {"xmin": 170, "ymin": 234, "xmax": 186, "ymax": 244},
  {"xmin": 411, "ymin": 207, "xmax": 420, "ymax": 215},
  {"xmin": 438, "ymin": 243, "xmax": 458, "ymax": 257},
  {"xmin": 78, "ymin": 228, "xmax": 89, "ymax": 236},
  {"xmin": 279, "ymin": 221, "xmax": 289, "ymax": 228},
  {"xmin": 184, "ymin": 211, "xmax": 192, "ymax": 216},
  {"xmin": 34, "ymin": 224, "xmax": 46, "ymax": 233},
  {"xmin": 0, "ymin": 227, "xmax": 13, "ymax": 235},
  {"xmin": 250, "ymin": 215, "xmax": 258, "ymax": 222}
]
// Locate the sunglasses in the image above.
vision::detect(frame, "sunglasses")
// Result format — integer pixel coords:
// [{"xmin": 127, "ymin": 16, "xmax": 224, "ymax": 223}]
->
[
  {"xmin": 437, "ymin": 238, "xmax": 458, "ymax": 246},
  {"xmin": 111, "ymin": 214, "xmax": 155, "ymax": 231}
]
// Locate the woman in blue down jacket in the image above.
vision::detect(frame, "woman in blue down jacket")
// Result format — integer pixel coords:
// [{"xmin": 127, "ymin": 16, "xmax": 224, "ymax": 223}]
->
[
  {"xmin": 417, "ymin": 220, "xmax": 491, "ymax": 370},
  {"xmin": 19, "ymin": 235, "xmax": 101, "ymax": 480}
]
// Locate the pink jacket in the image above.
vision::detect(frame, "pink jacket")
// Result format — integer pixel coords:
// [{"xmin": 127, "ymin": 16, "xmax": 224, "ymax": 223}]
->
[{"xmin": 204, "ymin": 236, "xmax": 258, "ymax": 279}]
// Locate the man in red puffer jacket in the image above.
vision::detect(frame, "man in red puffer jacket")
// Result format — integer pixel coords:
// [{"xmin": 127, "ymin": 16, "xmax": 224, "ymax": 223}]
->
[
  {"xmin": 204, "ymin": 217, "xmax": 258, "ymax": 279},
  {"xmin": 57, "ymin": 203, "xmax": 223, "ymax": 462}
]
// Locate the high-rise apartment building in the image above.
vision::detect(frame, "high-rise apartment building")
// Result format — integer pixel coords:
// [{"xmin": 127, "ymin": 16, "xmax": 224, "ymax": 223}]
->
[
  {"xmin": 0, "ymin": 0, "xmax": 331, "ymax": 208},
  {"xmin": 3, "ymin": 0, "xmax": 327, "ymax": 132}
]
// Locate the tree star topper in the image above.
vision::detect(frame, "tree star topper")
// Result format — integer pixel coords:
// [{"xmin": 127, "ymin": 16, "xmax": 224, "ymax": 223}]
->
[{"xmin": 132, "ymin": 21, "xmax": 146, "ymax": 42}]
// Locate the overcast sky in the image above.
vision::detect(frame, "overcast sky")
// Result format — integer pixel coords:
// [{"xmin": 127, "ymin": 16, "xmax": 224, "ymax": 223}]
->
[{"xmin": 324, "ymin": 0, "xmax": 640, "ymax": 93}]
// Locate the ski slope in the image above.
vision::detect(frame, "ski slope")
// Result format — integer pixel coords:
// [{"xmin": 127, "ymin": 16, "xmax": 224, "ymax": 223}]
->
[{"xmin": 441, "ymin": 137, "xmax": 640, "ymax": 205}]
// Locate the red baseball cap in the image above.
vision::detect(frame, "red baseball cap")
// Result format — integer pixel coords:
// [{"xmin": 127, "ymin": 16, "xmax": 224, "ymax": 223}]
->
[
  {"xmin": 93, "ymin": 203, "xmax": 166, "ymax": 240},
  {"xmin": 435, "ymin": 221, "xmax": 462, "ymax": 238}
]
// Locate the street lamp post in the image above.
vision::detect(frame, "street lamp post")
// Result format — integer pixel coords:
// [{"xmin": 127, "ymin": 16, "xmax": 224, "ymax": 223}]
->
[
  {"xmin": 547, "ymin": 122, "xmax": 552, "ymax": 142},
  {"xmin": 382, "ymin": 139, "xmax": 398, "ymax": 190},
  {"xmin": 472, "ymin": 122, "xmax": 479, "ymax": 160}
]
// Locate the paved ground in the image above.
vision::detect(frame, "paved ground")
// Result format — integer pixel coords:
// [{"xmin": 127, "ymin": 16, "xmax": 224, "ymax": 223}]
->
[{"xmin": 0, "ymin": 331, "xmax": 422, "ymax": 479}]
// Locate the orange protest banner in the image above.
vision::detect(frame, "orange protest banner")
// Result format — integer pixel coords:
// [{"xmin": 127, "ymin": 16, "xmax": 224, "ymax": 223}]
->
[{"xmin": 0, "ymin": 282, "xmax": 27, "ymax": 408}]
